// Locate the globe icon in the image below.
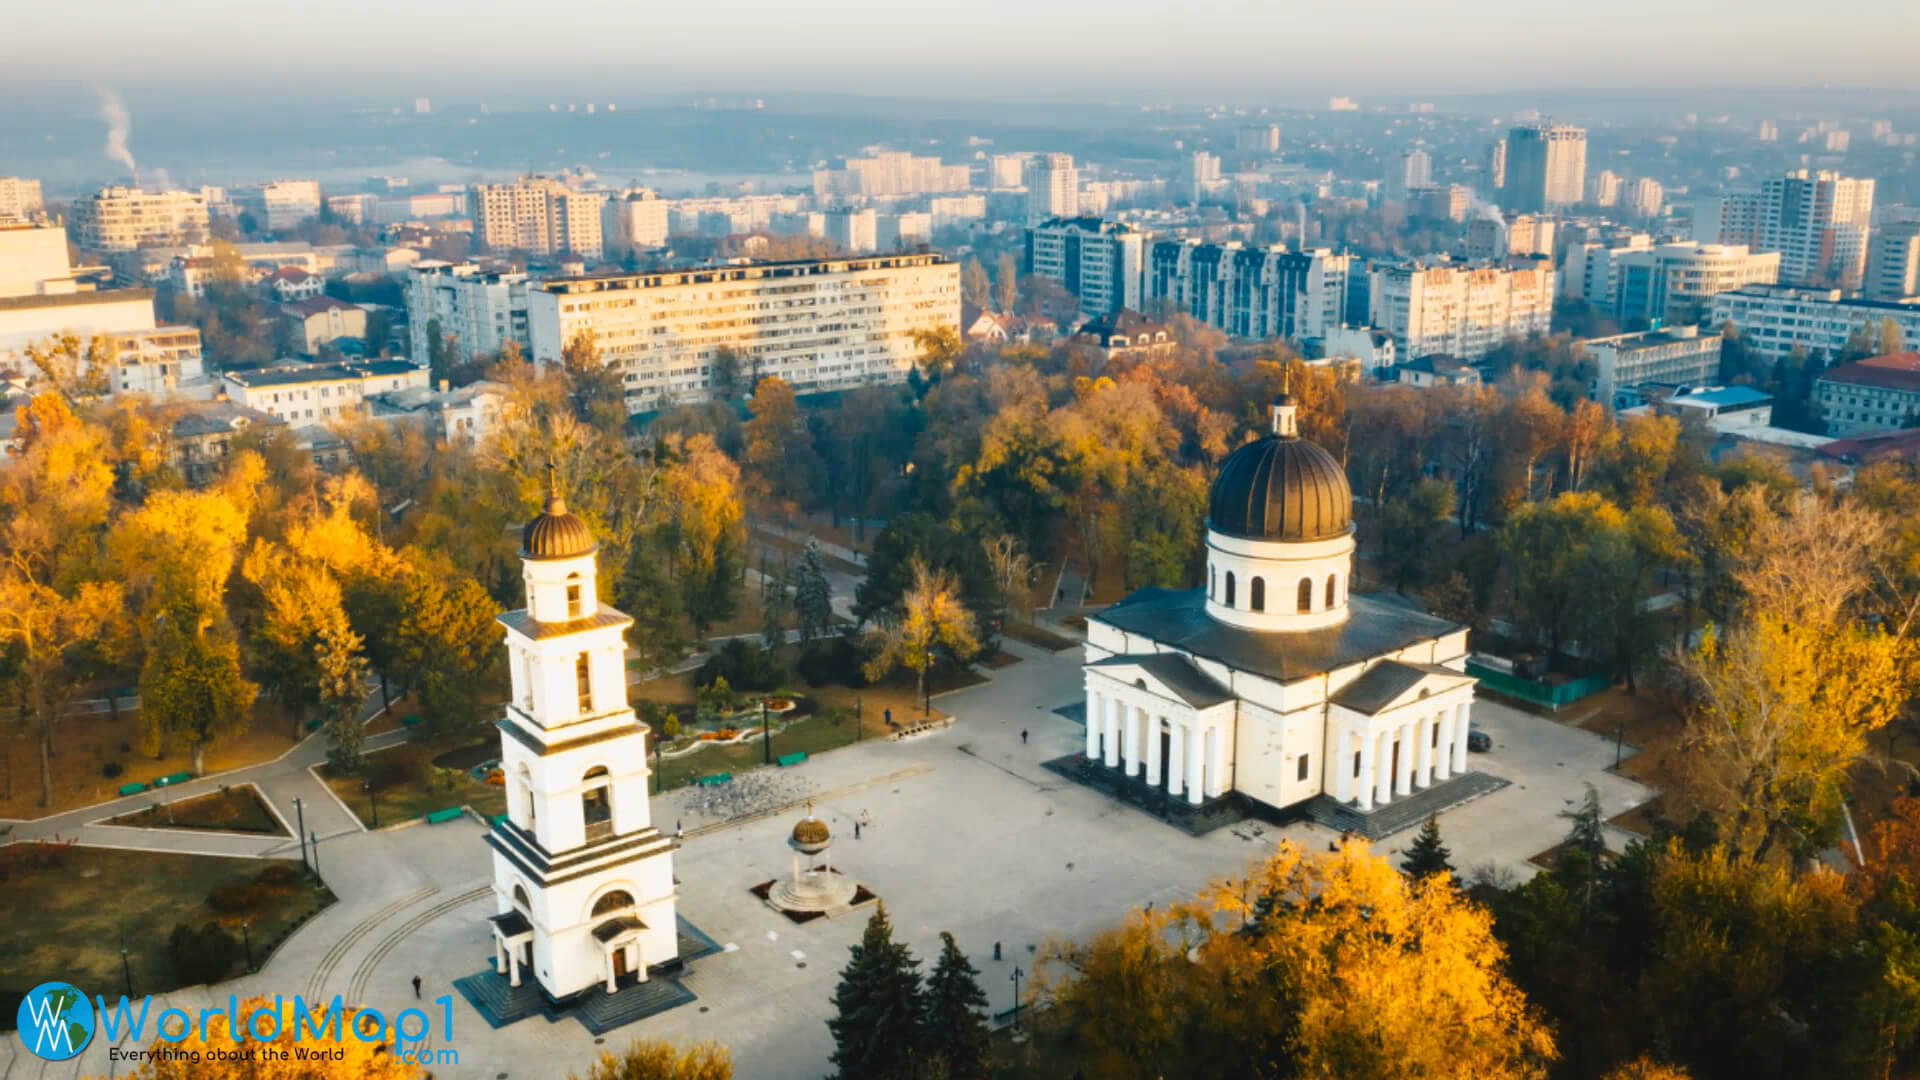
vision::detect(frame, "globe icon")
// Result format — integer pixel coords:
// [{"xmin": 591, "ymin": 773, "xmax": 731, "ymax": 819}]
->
[{"xmin": 16, "ymin": 982, "xmax": 94, "ymax": 1061}]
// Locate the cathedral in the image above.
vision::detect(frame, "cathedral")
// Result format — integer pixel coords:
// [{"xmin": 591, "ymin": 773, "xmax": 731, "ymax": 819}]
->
[
  {"xmin": 1079, "ymin": 395, "xmax": 1483, "ymax": 833},
  {"xmin": 484, "ymin": 471, "xmax": 679, "ymax": 1002}
]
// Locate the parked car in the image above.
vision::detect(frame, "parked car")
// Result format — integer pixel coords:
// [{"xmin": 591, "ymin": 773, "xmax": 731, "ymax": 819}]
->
[{"xmin": 1467, "ymin": 729, "xmax": 1492, "ymax": 753}]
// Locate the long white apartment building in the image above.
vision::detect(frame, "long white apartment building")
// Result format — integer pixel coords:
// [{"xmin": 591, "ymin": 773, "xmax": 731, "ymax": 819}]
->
[
  {"xmin": 1711, "ymin": 285, "xmax": 1920, "ymax": 363},
  {"xmin": 526, "ymin": 253, "xmax": 959, "ymax": 412},
  {"xmin": 1146, "ymin": 241, "xmax": 1350, "ymax": 342},
  {"xmin": 405, "ymin": 262, "xmax": 535, "ymax": 365},
  {"xmin": 1025, "ymin": 217, "xmax": 1147, "ymax": 318},
  {"xmin": 1609, "ymin": 242, "xmax": 1779, "ymax": 327},
  {"xmin": 1369, "ymin": 261, "xmax": 1555, "ymax": 361},
  {"xmin": 220, "ymin": 359, "xmax": 430, "ymax": 424},
  {"xmin": 811, "ymin": 152, "xmax": 971, "ymax": 200},
  {"xmin": 1584, "ymin": 325, "xmax": 1722, "ymax": 404},
  {"xmin": 70, "ymin": 186, "xmax": 210, "ymax": 250}
]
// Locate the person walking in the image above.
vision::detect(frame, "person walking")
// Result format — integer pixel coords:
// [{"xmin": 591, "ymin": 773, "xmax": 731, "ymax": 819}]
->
[
  {"xmin": 854, "ymin": 821, "xmax": 862, "ymax": 840},
  {"xmin": 1020, "ymin": 728, "xmax": 1029, "ymax": 745},
  {"xmin": 411, "ymin": 975, "xmax": 422, "ymax": 999}
]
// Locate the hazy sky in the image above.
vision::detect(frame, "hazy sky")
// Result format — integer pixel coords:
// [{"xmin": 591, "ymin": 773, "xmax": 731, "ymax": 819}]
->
[{"xmin": 12, "ymin": 0, "xmax": 1920, "ymax": 97}]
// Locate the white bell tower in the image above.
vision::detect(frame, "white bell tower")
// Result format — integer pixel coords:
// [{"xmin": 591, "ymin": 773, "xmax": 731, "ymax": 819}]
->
[{"xmin": 485, "ymin": 466, "xmax": 678, "ymax": 1001}]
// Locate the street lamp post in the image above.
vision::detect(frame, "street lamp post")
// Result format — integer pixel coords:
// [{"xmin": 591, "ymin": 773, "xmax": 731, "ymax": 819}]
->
[
  {"xmin": 310, "ymin": 831, "xmax": 320, "ymax": 877},
  {"xmin": 120, "ymin": 936, "xmax": 133, "ymax": 998},
  {"xmin": 241, "ymin": 920, "xmax": 253, "ymax": 972},
  {"xmin": 1010, "ymin": 966, "xmax": 1025, "ymax": 1030},
  {"xmin": 364, "ymin": 780, "xmax": 378, "ymax": 828},
  {"xmin": 294, "ymin": 797, "xmax": 308, "ymax": 871},
  {"xmin": 761, "ymin": 700, "xmax": 771, "ymax": 765}
]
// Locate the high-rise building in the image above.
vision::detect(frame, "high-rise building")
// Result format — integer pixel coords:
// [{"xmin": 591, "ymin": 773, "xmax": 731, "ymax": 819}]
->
[
  {"xmin": 472, "ymin": 177, "xmax": 605, "ymax": 259},
  {"xmin": 1501, "ymin": 124, "xmax": 1586, "ymax": 213},
  {"xmin": 1825, "ymin": 130, "xmax": 1852, "ymax": 153},
  {"xmin": 1026, "ymin": 154, "xmax": 1079, "ymax": 223},
  {"xmin": 1758, "ymin": 120, "xmax": 1779, "ymax": 142},
  {"xmin": 1368, "ymin": 261, "xmax": 1556, "ymax": 360},
  {"xmin": 526, "ymin": 254, "xmax": 959, "ymax": 411},
  {"xmin": 1609, "ymin": 242, "xmax": 1779, "ymax": 327},
  {"xmin": 1866, "ymin": 220, "xmax": 1920, "ymax": 301},
  {"xmin": 988, "ymin": 154, "xmax": 1028, "ymax": 188},
  {"xmin": 1025, "ymin": 217, "xmax": 1148, "ymax": 318},
  {"xmin": 825, "ymin": 208, "xmax": 877, "ymax": 253},
  {"xmin": 406, "ymin": 262, "xmax": 536, "ymax": 365},
  {"xmin": 1707, "ymin": 170, "xmax": 1875, "ymax": 289},
  {"xmin": 1146, "ymin": 241, "xmax": 1350, "ymax": 342},
  {"xmin": 245, "ymin": 179, "xmax": 322, "ymax": 232},
  {"xmin": 70, "ymin": 186, "xmax": 210, "ymax": 250},
  {"xmin": 602, "ymin": 188, "xmax": 669, "ymax": 255},
  {"xmin": 1591, "ymin": 170, "xmax": 1621, "ymax": 208},
  {"xmin": 1396, "ymin": 149, "xmax": 1432, "ymax": 197},
  {"xmin": 1236, "ymin": 124, "xmax": 1281, "ymax": 155},
  {"xmin": 1627, "ymin": 177, "xmax": 1664, "ymax": 220},
  {"xmin": 1709, "ymin": 284, "xmax": 1920, "ymax": 363},
  {"xmin": 1467, "ymin": 214, "xmax": 1554, "ymax": 260},
  {"xmin": 1486, "ymin": 139, "xmax": 1507, "ymax": 190},
  {"xmin": 1189, "ymin": 151, "xmax": 1222, "ymax": 199},
  {"xmin": 1559, "ymin": 234, "xmax": 1652, "ymax": 304},
  {"xmin": 1412, "ymin": 185, "xmax": 1472, "ymax": 223},
  {"xmin": 0, "ymin": 177, "xmax": 44, "ymax": 221},
  {"xmin": 811, "ymin": 152, "xmax": 971, "ymax": 199}
]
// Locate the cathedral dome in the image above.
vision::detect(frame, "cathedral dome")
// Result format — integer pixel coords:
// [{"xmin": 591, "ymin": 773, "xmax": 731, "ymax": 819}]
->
[
  {"xmin": 1207, "ymin": 396, "xmax": 1353, "ymax": 543},
  {"xmin": 521, "ymin": 466, "xmax": 597, "ymax": 561}
]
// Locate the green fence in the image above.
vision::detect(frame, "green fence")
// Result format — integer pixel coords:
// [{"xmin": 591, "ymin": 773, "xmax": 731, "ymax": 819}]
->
[{"xmin": 1466, "ymin": 662, "xmax": 1609, "ymax": 711}]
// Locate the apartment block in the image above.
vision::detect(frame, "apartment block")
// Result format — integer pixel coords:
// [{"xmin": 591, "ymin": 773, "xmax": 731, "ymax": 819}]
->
[
  {"xmin": 602, "ymin": 188, "xmax": 670, "ymax": 254},
  {"xmin": 1411, "ymin": 185, "xmax": 1471, "ymax": 223},
  {"xmin": 1559, "ymin": 234, "xmax": 1652, "ymax": 303},
  {"xmin": 1817, "ymin": 353, "xmax": 1920, "ymax": 436},
  {"xmin": 811, "ymin": 152, "xmax": 971, "ymax": 199},
  {"xmin": 0, "ymin": 223, "xmax": 79, "ymax": 297},
  {"xmin": 406, "ymin": 262, "xmax": 535, "ymax": 364},
  {"xmin": 525, "ymin": 253, "xmax": 960, "ymax": 411},
  {"xmin": 1584, "ymin": 325, "xmax": 1722, "ymax": 404},
  {"xmin": 1591, "ymin": 170, "xmax": 1621, "ymax": 208},
  {"xmin": 1025, "ymin": 217, "xmax": 1147, "ymax": 318},
  {"xmin": 472, "ymin": 177, "xmax": 604, "ymax": 259},
  {"xmin": 244, "ymin": 179, "xmax": 322, "ymax": 231},
  {"xmin": 1236, "ymin": 124, "xmax": 1281, "ymax": 155},
  {"xmin": 70, "ymin": 187, "xmax": 210, "ymax": 250},
  {"xmin": 1626, "ymin": 177, "xmax": 1664, "ymax": 219},
  {"xmin": 825, "ymin": 208, "xmax": 877, "ymax": 253},
  {"xmin": 1707, "ymin": 170, "xmax": 1875, "ymax": 289},
  {"xmin": 1026, "ymin": 154, "xmax": 1078, "ymax": 223},
  {"xmin": 988, "ymin": 154, "xmax": 1028, "ymax": 188},
  {"xmin": 101, "ymin": 327, "xmax": 207, "ymax": 397},
  {"xmin": 1866, "ymin": 221, "xmax": 1920, "ymax": 301},
  {"xmin": 1467, "ymin": 214, "xmax": 1555, "ymax": 260},
  {"xmin": 1610, "ymin": 242, "xmax": 1780, "ymax": 327},
  {"xmin": 1501, "ymin": 124, "xmax": 1585, "ymax": 213},
  {"xmin": 1368, "ymin": 261, "xmax": 1556, "ymax": 361},
  {"xmin": 1146, "ymin": 241, "xmax": 1350, "ymax": 342},
  {"xmin": 0, "ymin": 177, "xmax": 44, "ymax": 220},
  {"xmin": 221, "ymin": 359, "xmax": 430, "ymax": 424},
  {"xmin": 1710, "ymin": 284, "xmax": 1920, "ymax": 363}
]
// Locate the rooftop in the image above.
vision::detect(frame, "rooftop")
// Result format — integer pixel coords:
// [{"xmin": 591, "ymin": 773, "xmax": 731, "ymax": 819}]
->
[
  {"xmin": 1087, "ymin": 653, "xmax": 1233, "ymax": 709},
  {"xmin": 1819, "ymin": 354, "xmax": 1920, "ymax": 393},
  {"xmin": 222, "ymin": 359, "xmax": 421, "ymax": 388},
  {"xmin": 1092, "ymin": 588, "xmax": 1463, "ymax": 685},
  {"xmin": 280, "ymin": 296, "xmax": 362, "ymax": 318},
  {"xmin": 0, "ymin": 288, "xmax": 152, "ymax": 313},
  {"xmin": 170, "ymin": 401, "xmax": 284, "ymax": 438},
  {"xmin": 540, "ymin": 252, "xmax": 948, "ymax": 295},
  {"xmin": 1819, "ymin": 427, "xmax": 1920, "ymax": 465},
  {"xmin": 1670, "ymin": 386, "xmax": 1772, "ymax": 409}
]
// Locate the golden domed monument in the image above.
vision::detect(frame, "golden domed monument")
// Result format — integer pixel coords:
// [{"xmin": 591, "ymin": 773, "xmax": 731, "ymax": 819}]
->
[{"xmin": 765, "ymin": 803, "xmax": 862, "ymax": 917}]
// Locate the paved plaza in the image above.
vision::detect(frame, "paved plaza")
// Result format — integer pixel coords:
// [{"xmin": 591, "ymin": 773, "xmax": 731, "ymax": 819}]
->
[{"xmin": 2, "ymin": 638, "xmax": 1653, "ymax": 1080}]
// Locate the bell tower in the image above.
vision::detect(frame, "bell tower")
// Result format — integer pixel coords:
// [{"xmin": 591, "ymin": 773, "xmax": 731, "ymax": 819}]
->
[{"xmin": 485, "ymin": 467, "xmax": 679, "ymax": 1001}]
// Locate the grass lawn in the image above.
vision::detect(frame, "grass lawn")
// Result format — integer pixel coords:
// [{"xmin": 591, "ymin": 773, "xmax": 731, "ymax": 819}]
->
[
  {"xmin": 651, "ymin": 709, "xmax": 870, "ymax": 791},
  {"xmin": 0, "ymin": 702, "xmax": 303, "ymax": 820},
  {"xmin": 106, "ymin": 784, "xmax": 287, "ymax": 835},
  {"xmin": 0, "ymin": 845, "xmax": 331, "ymax": 1003},
  {"xmin": 317, "ymin": 741, "xmax": 507, "ymax": 828},
  {"xmin": 1003, "ymin": 620, "xmax": 1080, "ymax": 652}
]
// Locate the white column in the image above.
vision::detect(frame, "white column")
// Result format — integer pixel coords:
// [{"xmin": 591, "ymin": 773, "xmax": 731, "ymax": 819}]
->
[
  {"xmin": 1432, "ymin": 707, "xmax": 1454, "ymax": 782},
  {"xmin": 1103, "ymin": 698, "xmax": 1121, "ymax": 768},
  {"xmin": 1355, "ymin": 730, "xmax": 1374, "ymax": 811},
  {"xmin": 1373, "ymin": 728, "xmax": 1394, "ymax": 808},
  {"xmin": 1204, "ymin": 727, "xmax": 1223, "ymax": 797},
  {"xmin": 1186, "ymin": 726, "xmax": 1204, "ymax": 805},
  {"xmin": 1167, "ymin": 722, "xmax": 1185, "ymax": 798},
  {"xmin": 1123, "ymin": 706, "xmax": 1140, "ymax": 777},
  {"xmin": 605, "ymin": 949, "xmax": 617, "ymax": 993},
  {"xmin": 509, "ymin": 948, "xmax": 521, "ymax": 988},
  {"xmin": 1394, "ymin": 721, "xmax": 1415, "ymax": 796},
  {"xmin": 1145, "ymin": 715, "xmax": 1163, "ymax": 785},
  {"xmin": 494, "ymin": 936, "xmax": 506, "ymax": 975},
  {"xmin": 1414, "ymin": 713, "xmax": 1433, "ymax": 788},
  {"xmin": 1086, "ymin": 691, "xmax": 1102, "ymax": 760},
  {"xmin": 1452, "ymin": 702, "xmax": 1471, "ymax": 773}
]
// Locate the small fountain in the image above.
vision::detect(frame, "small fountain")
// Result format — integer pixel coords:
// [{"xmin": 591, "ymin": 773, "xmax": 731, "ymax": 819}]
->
[{"xmin": 765, "ymin": 802, "xmax": 862, "ymax": 917}]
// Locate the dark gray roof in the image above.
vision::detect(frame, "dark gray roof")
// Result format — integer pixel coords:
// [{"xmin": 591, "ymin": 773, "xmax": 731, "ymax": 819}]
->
[
  {"xmin": 490, "ymin": 910, "xmax": 532, "ymax": 937},
  {"xmin": 1331, "ymin": 660, "xmax": 1472, "ymax": 715},
  {"xmin": 223, "ymin": 359, "xmax": 421, "ymax": 388},
  {"xmin": 496, "ymin": 608, "xmax": 632, "ymax": 641},
  {"xmin": 1088, "ymin": 653, "xmax": 1233, "ymax": 709},
  {"xmin": 1092, "ymin": 589, "xmax": 1463, "ymax": 685},
  {"xmin": 592, "ymin": 914, "xmax": 647, "ymax": 942}
]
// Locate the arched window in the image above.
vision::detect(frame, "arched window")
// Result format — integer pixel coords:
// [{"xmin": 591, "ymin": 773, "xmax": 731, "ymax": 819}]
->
[
  {"xmin": 582, "ymin": 765, "xmax": 612, "ymax": 841},
  {"xmin": 566, "ymin": 573, "xmax": 584, "ymax": 619},
  {"xmin": 1224, "ymin": 571, "xmax": 1237, "ymax": 607},
  {"xmin": 576, "ymin": 652, "xmax": 593, "ymax": 714},
  {"xmin": 517, "ymin": 763, "xmax": 536, "ymax": 831},
  {"xmin": 1326, "ymin": 573, "xmax": 1338, "ymax": 609},
  {"xmin": 1297, "ymin": 578, "xmax": 1313, "ymax": 613},
  {"xmin": 591, "ymin": 889, "xmax": 636, "ymax": 917},
  {"xmin": 512, "ymin": 884, "xmax": 531, "ymax": 912},
  {"xmin": 1250, "ymin": 577, "xmax": 1266, "ymax": 612}
]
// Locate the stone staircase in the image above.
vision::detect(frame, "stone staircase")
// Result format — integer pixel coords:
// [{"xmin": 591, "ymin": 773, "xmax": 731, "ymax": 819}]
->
[
  {"xmin": 1301, "ymin": 771, "xmax": 1510, "ymax": 840},
  {"xmin": 452, "ymin": 913, "xmax": 721, "ymax": 1033}
]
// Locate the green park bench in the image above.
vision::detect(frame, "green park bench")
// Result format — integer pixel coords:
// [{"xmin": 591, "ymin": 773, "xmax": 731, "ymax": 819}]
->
[
  {"xmin": 424, "ymin": 808, "xmax": 464, "ymax": 825},
  {"xmin": 152, "ymin": 772, "xmax": 192, "ymax": 788},
  {"xmin": 401, "ymin": 714, "xmax": 422, "ymax": 728},
  {"xmin": 489, "ymin": 812, "xmax": 508, "ymax": 828},
  {"xmin": 306, "ymin": 718, "xmax": 321, "ymax": 732},
  {"xmin": 775, "ymin": 752, "xmax": 808, "ymax": 767},
  {"xmin": 696, "ymin": 772, "xmax": 732, "ymax": 786},
  {"xmin": 117, "ymin": 781, "xmax": 149, "ymax": 797}
]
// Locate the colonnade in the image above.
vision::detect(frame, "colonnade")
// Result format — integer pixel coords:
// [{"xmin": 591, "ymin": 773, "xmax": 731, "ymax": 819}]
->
[
  {"xmin": 1084, "ymin": 688, "xmax": 1225, "ymax": 806},
  {"xmin": 1331, "ymin": 701, "xmax": 1471, "ymax": 812}
]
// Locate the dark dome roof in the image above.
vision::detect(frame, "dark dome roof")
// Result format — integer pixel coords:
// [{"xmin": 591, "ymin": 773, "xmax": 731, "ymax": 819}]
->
[
  {"xmin": 1208, "ymin": 431, "xmax": 1352, "ymax": 542},
  {"xmin": 521, "ymin": 492, "xmax": 597, "ymax": 560}
]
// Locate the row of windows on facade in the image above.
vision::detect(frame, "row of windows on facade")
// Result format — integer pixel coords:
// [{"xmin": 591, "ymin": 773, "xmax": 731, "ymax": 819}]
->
[{"xmin": 1209, "ymin": 567, "xmax": 1343, "ymax": 613}]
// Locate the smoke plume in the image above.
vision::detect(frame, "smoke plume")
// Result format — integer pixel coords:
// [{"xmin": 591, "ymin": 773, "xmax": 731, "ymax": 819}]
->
[{"xmin": 95, "ymin": 87, "xmax": 138, "ymax": 184}]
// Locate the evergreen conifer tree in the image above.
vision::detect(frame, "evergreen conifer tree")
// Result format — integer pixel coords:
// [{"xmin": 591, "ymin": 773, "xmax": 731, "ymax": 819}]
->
[
  {"xmin": 921, "ymin": 932, "xmax": 990, "ymax": 1079},
  {"xmin": 792, "ymin": 543, "xmax": 835, "ymax": 646},
  {"xmin": 827, "ymin": 904, "xmax": 924, "ymax": 1080},
  {"xmin": 1560, "ymin": 782, "xmax": 1607, "ymax": 858},
  {"xmin": 1401, "ymin": 815, "xmax": 1454, "ymax": 880}
]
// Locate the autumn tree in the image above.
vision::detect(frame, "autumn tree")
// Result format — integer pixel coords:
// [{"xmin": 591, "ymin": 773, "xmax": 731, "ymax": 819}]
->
[
  {"xmin": 23, "ymin": 332, "xmax": 110, "ymax": 405},
  {"xmin": 742, "ymin": 375, "xmax": 823, "ymax": 507},
  {"xmin": 570, "ymin": 1038, "xmax": 733, "ymax": 1080},
  {"xmin": 912, "ymin": 325, "xmax": 964, "ymax": 379},
  {"xmin": 863, "ymin": 559, "xmax": 980, "ymax": 713},
  {"xmin": 651, "ymin": 433, "xmax": 745, "ymax": 637},
  {"xmin": 139, "ymin": 598, "xmax": 256, "ymax": 773},
  {"xmin": 112, "ymin": 996, "xmax": 422, "ymax": 1079},
  {"xmin": 960, "ymin": 258, "xmax": 991, "ymax": 310},
  {"xmin": 827, "ymin": 904, "xmax": 925, "ymax": 1080},
  {"xmin": 0, "ymin": 577, "xmax": 122, "ymax": 806},
  {"xmin": 561, "ymin": 329, "xmax": 627, "ymax": 432}
]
